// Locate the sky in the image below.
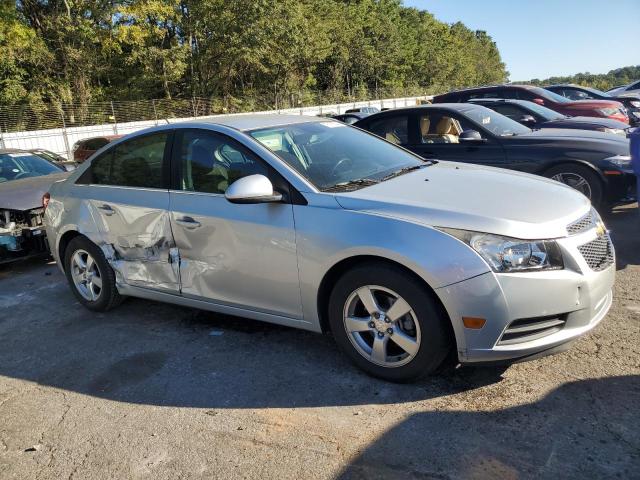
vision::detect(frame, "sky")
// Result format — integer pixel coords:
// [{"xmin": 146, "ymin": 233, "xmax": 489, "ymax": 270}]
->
[{"xmin": 404, "ymin": 0, "xmax": 640, "ymax": 81}]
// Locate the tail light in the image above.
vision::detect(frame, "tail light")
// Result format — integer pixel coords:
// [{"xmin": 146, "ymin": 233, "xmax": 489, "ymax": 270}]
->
[{"xmin": 42, "ymin": 192, "xmax": 50, "ymax": 210}]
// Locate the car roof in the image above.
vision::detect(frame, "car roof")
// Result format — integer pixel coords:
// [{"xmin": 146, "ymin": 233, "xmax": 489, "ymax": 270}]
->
[
  {"xmin": 357, "ymin": 103, "xmax": 489, "ymax": 118},
  {"xmin": 440, "ymin": 84, "xmax": 538, "ymax": 95},
  {"xmin": 77, "ymin": 134, "xmax": 122, "ymax": 142},
  {"xmin": 193, "ymin": 114, "xmax": 326, "ymax": 131}
]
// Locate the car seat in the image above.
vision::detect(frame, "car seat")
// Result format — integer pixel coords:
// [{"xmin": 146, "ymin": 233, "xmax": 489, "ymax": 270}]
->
[{"xmin": 190, "ymin": 143, "xmax": 229, "ymax": 193}]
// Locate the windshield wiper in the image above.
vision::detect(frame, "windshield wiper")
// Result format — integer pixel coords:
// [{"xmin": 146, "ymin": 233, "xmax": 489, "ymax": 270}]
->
[
  {"xmin": 380, "ymin": 163, "xmax": 431, "ymax": 182},
  {"xmin": 322, "ymin": 178, "xmax": 380, "ymax": 192}
]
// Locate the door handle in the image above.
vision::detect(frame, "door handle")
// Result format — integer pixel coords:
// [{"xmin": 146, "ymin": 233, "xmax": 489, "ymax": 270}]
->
[
  {"xmin": 97, "ymin": 204, "xmax": 115, "ymax": 216},
  {"xmin": 175, "ymin": 216, "xmax": 201, "ymax": 229}
]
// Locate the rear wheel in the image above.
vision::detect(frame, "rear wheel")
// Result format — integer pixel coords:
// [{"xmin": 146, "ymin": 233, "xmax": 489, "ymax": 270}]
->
[
  {"xmin": 64, "ymin": 236, "xmax": 122, "ymax": 312},
  {"xmin": 328, "ymin": 263, "xmax": 451, "ymax": 382},
  {"xmin": 544, "ymin": 164, "xmax": 603, "ymax": 208}
]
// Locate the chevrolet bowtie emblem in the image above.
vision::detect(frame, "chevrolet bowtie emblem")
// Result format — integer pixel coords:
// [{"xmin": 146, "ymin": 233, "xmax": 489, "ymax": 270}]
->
[{"xmin": 596, "ymin": 221, "xmax": 606, "ymax": 237}]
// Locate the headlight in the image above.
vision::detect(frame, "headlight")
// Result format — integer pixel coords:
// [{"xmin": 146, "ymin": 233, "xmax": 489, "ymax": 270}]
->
[
  {"xmin": 630, "ymin": 100, "xmax": 640, "ymax": 108},
  {"xmin": 604, "ymin": 154, "xmax": 632, "ymax": 169},
  {"xmin": 438, "ymin": 228, "xmax": 564, "ymax": 273},
  {"xmin": 600, "ymin": 128, "xmax": 626, "ymax": 136}
]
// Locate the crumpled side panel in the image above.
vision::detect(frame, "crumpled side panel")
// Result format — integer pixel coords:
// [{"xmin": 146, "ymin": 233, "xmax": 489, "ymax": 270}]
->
[{"xmin": 86, "ymin": 201, "xmax": 179, "ymax": 291}]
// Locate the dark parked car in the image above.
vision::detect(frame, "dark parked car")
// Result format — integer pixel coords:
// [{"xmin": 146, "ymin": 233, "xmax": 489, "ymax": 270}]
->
[
  {"xmin": 72, "ymin": 135, "xmax": 122, "ymax": 163},
  {"xmin": 468, "ymin": 99, "xmax": 630, "ymax": 136},
  {"xmin": 354, "ymin": 104, "xmax": 635, "ymax": 208},
  {"xmin": 433, "ymin": 85, "xmax": 629, "ymax": 124},
  {"xmin": 545, "ymin": 84, "xmax": 640, "ymax": 126},
  {"xmin": 332, "ymin": 112, "xmax": 370, "ymax": 125},
  {"xmin": 607, "ymin": 81, "xmax": 640, "ymax": 97},
  {"xmin": 0, "ymin": 149, "xmax": 70, "ymax": 263},
  {"xmin": 345, "ymin": 106, "xmax": 380, "ymax": 114}
]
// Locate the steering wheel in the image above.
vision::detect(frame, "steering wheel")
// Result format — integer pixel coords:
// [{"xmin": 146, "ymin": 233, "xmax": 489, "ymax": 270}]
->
[{"xmin": 331, "ymin": 157, "xmax": 353, "ymax": 178}]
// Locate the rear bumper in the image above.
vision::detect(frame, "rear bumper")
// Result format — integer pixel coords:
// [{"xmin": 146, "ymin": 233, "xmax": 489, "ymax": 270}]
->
[{"xmin": 435, "ymin": 229, "xmax": 615, "ymax": 364}]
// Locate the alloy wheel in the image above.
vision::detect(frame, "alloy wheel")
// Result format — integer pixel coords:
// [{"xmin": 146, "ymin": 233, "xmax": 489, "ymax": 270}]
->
[
  {"xmin": 343, "ymin": 285, "xmax": 421, "ymax": 367},
  {"xmin": 70, "ymin": 249, "xmax": 103, "ymax": 301},
  {"xmin": 551, "ymin": 172, "xmax": 592, "ymax": 199}
]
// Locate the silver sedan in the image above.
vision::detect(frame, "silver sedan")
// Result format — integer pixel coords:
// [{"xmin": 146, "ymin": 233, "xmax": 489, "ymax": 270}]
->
[{"xmin": 44, "ymin": 115, "xmax": 615, "ymax": 381}]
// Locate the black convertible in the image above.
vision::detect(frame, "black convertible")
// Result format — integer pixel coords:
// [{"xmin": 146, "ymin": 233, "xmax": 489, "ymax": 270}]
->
[{"xmin": 354, "ymin": 104, "xmax": 635, "ymax": 208}]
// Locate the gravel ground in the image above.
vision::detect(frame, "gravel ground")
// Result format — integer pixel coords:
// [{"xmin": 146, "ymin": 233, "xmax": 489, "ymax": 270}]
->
[{"xmin": 0, "ymin": 204, "xmax": 638, "ymax": 480}]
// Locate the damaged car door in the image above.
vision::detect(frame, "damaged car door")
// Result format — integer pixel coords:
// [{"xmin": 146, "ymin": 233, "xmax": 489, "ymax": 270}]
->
[
  {"xmin": 169, "ymin": 128, "xmax": 302, "ymax": 318},
  {"xmin": 76, "ymin": 132, "xmax": 179, "ymax": 291}
]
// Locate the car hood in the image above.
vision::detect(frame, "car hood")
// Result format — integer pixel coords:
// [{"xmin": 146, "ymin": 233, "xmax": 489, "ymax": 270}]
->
[
  {"xmin": 563, "ymin": 99, "xmax": 623, "ymax": 109},
  {"xmin": 613, "ymin": 93, "xmax": 640, "ymax": 101},
  {"xmin": 333, "ymin": 162, "xmax": 590, "ymax": 240},
  {"xmin": 503, "ymin": 128, "xmax": 629, "ymax": 155},
  {"xmin": 0, "ymin": 172, "xmax": 70, "ymax": 211},
  {"xmin": 544, "ymin": 116, "xmax": 630, "ymax": 129}
]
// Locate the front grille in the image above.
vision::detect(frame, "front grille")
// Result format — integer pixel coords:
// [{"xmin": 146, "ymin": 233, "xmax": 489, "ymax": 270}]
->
[
  {"xmin": 498, "ymin": 315, "xmax": 567, "ymax": 346},
  {"xmin": 578, "ymin": 234, "xmax": 614, "ymax": 271},
  {"xmin": 567, "ymin": 211, "xmax": 595, "ymax": 235}
]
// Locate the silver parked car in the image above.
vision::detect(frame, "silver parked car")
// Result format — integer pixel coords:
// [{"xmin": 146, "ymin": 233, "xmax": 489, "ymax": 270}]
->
[{"xmin": 45, "ymin": 115, "xmax": 615, "ymax": 381}]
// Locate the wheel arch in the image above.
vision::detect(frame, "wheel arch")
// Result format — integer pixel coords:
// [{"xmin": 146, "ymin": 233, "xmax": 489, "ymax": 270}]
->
[
  {"xmin": 57, "ymin": 230, "xmax": 82, "ymax": 270},
  {"xmin": 316, "ymin": 255, "xmax": 456, "ymax": 348},
  {"xmin": 538, "ymin": 158, "xmax": 606, "ymax": 182}
]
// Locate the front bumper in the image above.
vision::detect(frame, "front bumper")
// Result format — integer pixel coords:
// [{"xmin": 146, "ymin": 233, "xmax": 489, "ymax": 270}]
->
[
  {"xmin": 0, "ymin": 227, "xmax": 50, "ymax": 264},
  {"xmin": 436, "ymin": 228, "xmax": 615, "ymax": 364}
]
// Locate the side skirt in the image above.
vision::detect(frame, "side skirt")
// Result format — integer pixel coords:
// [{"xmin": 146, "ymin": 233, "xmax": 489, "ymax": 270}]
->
[{"xmin": 116, "ymin": 283, "xmax": 318, "ymax": 332}]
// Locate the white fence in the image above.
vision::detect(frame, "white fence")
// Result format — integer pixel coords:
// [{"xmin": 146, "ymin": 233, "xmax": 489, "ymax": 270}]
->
[{"xmin": 0, "ymin": 96, "xmax": 431, "ymax": 159}]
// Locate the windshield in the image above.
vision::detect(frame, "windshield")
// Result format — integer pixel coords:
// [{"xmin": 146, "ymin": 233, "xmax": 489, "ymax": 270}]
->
[
  {"xmin": 530, "ymin": 86, "xmax": 572, "ymax": 103},
  {"xmin": 521, "ymin": 101, "xmax": 565, "ymax": 120},
  {"xmin": 579, "ymin": 86, "xmax": 609, "ymax": 98},
  {"xmin": 0, "ymin": 152, "xmax": 63, "ymax": 183},
  {"xmin": 32, "ymin": 150, "xmax": 65, "ymax": 163},
  {"xmin": 462, "ymin": 106, "xmax": 531, "ymax": 136},
  {"xmin": 249, "ymin": 121, "xmax": 425, "ymax": 191}
]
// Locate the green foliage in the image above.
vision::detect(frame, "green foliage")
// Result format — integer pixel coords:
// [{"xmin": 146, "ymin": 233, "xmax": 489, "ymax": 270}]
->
[
  {"xmin": 0, "ymin": 0, "xmax": 508, "ymax": 109},
  {"xmin": 523, "ymin": 66, "xmax": 640, "ymax": 91}
]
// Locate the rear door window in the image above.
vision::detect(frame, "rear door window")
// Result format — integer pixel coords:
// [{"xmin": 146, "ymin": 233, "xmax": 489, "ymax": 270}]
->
[{"xmin": 80, "ymin": 133, "xmax": 168, "ymax": 188}]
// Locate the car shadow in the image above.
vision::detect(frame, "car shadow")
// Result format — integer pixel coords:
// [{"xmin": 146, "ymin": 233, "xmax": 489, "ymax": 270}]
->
[{"xmin": 336, "ymin": 375, "xmax": 640, "ymax": 479}]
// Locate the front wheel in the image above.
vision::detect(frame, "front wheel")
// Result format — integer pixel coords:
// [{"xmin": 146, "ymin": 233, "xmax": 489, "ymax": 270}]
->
[
  {"xmin": 328, "ymin": 263, "xmax": 451, "ymax": 382},
  {"xmin": 544, "ymin": 164, "xmax": 603, "ymax": 208}
]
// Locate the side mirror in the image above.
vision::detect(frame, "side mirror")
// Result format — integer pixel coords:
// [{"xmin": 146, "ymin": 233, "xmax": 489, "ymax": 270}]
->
[
  {"xmin": 532, "ymin": 98, "xmax": 545, "ymax": 106},
  {"xmin": 225, "ymin": 174, "xmax": 283, "ymax": 204},
  {"xmin": 459, "ymin": 129, "xmax": 485, "ymax": 142},
  {"xmin": 519, "ymin": 115, "xmax": 537, "ymax": 126}
]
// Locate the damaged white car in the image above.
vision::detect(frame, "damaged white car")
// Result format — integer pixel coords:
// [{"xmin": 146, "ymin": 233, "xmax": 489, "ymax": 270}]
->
[{"xmin": 0, "ymin": 149, "xmax": 69, "ymax": 263}]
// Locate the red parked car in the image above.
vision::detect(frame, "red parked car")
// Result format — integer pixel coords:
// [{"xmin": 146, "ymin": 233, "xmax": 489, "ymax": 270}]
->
[
  {"xmin": 433, "ymin": 85, "xmax": 629, "ymax": 124},
  {"xmin": 72, "ymin": 135, "xmax": 122, "ymax": 163}
]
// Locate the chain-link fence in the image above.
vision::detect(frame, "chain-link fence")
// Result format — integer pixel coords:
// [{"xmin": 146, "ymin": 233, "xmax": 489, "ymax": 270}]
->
[{"xmin": 0, "ymin": 89, "xmax": 432, "ymax": 159}]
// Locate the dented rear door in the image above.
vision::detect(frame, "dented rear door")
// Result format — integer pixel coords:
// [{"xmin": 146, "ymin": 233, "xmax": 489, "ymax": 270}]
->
[{"xmin": 78, "ymin": 131, "xmax": 180, "ymax": 292}]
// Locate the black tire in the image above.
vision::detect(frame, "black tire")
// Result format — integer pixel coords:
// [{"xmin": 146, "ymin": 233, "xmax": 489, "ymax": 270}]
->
[
  {"xmin": 64, "ymin": 235, "xmax": 123, "ymax": 312},
  {"xmin": 328, "ymin": 262, "xmax": 451, "ymax": 382},
  {"xmin": 543, "ymin": 164, "xmax": 604, "ymax": 208}
]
